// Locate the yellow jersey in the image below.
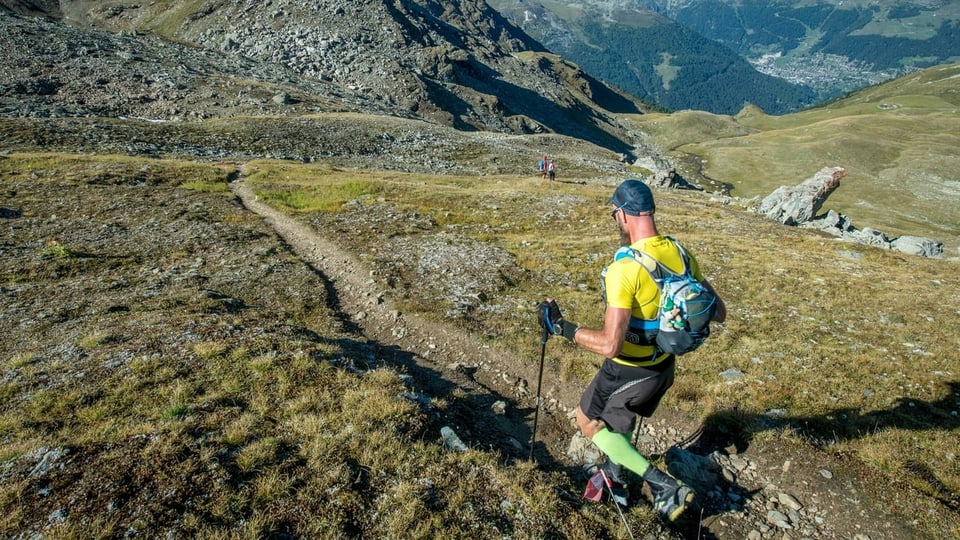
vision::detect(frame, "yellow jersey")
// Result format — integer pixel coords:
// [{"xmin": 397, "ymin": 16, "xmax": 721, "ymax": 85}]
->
[{"xmin": 603, "ymin": 235, "xmax": 705, "ymax": 364}]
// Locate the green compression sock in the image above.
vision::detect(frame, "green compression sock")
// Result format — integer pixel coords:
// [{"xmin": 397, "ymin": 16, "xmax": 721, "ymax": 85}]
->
[{"xmin": 591, "ymin": 428, "xmax": 651, "ymax": 477}]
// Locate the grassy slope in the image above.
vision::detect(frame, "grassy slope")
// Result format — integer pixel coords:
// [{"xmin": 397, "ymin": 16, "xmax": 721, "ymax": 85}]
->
[
  {"xmin": 2, "ymin": 147, "xmax": 959, "ymax": 536},
  {"xmin": 244, "ymin": 157, "xmax": 960, "ymax": 535},
  {"xmin": 0, "ymin": 154, "xmax": 617, "ymax": 538},
  {"xmin": 624, "ymin": 62, "xmax": 960, "ymax": 254}
]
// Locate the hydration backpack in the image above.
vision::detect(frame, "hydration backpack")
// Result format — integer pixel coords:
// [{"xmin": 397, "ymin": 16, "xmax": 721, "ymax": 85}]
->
[{"xmin": 613, "ymin": 239, "xmax": 717, "ymax": 356}]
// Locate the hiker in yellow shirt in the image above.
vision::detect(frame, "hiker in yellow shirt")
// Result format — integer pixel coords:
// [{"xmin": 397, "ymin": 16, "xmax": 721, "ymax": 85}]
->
[{"xmin": 538, "ymin": 179, "xmax": 726, "ymax": 522}]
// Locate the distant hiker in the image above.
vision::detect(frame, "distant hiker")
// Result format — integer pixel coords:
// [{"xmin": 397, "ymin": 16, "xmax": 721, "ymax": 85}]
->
[
  {"xmin": 537, "ymin": 155, "xmax": 546, "ymax": 177},
  {"xmin": 537, "ymin": 179, "xmax": 726, "ymax": 522},
  {"xmin": 547, "ymin": 160, "xmax": 556, "ymax": 181}
]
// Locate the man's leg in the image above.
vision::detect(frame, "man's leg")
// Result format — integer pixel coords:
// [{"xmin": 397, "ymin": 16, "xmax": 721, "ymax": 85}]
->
[
  {"xmin": 577, "ymin": 406, "xmax": 693, "ymax": 521},
  {"xmin": 578, "ymin": 406, "xmax": 652, "ymax": 477}
]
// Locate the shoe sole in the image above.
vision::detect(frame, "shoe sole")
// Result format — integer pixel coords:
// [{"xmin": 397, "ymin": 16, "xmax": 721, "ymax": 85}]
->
[{"xmin": 663, "ymin": 486, "xmax": 695, "ymax": 522}]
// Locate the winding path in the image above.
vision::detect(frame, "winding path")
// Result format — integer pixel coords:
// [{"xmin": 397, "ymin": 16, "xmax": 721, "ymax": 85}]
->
[{"xmin": 229, "ymin": 170, "xmax": 576, "ymax": 462}]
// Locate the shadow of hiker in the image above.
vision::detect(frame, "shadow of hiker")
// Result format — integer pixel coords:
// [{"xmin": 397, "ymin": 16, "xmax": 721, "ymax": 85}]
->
[
  {"xmin": 774, "ymin": 380, "xmax": 960, "ymax": 512},
  {"xmin": 665, "ymin": 380, "xmax": 960, "ymax": 531},
  {"xmin": 778, "ymin": 381, "xmax": 960, "ymax": 444},
  {"xmin": 651, "ymin": 409, "xmax": 759, "ymax": 512},
  {"xmin": 662, "ymin": 444, "xmax": 761, "ymax": 539}
]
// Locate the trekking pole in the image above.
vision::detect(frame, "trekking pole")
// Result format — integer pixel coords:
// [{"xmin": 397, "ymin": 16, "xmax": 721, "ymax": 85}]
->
[
  {"xmin": 600, "ymin": 469, "xmax": 636, "ymax": 540},
  {"xmin": 529, "ymin": 322, "xmax": 549, "ymax": 461}
]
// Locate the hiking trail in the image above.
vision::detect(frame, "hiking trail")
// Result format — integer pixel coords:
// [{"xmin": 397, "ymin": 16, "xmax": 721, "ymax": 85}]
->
[{"xmin": 229, "ymin": 169, "xmax": 578, "ymax": 464}]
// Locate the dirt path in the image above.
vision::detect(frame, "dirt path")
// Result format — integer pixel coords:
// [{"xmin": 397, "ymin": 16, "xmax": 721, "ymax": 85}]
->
[{"xmin": 229, "ymin": 171, "xmax": 578, "ymax": 466}]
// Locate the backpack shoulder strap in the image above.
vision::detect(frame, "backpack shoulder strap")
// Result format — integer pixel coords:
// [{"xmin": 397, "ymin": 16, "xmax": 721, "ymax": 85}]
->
[
  {"xmin": 665, "ymin": 237, "xmax": 693, "ymax": 277},
  {"xmin": 615, "ymin": 238, "xmax": 689, "ymax": 282},
  {"xmin": 614, "ymin": 246, "xmax": 664, "ymax": 282}
]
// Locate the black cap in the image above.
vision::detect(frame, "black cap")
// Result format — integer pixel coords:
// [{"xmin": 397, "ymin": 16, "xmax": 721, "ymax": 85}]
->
[{"xmin": 608, "ymin": 179, "xmax": 655, "ymax": 215}]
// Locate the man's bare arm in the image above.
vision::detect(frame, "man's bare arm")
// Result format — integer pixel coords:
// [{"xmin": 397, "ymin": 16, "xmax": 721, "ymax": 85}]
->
[{"xmin": 570, "ymin": 306, "xmax": 632, "ymax": 359}]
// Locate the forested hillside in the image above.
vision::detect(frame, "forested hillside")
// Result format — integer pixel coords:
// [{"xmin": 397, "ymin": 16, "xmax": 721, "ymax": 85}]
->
[
  {"xmin": 565, "ymin": 16, "xmax": 816, "ymax": 114},
  {"xmin": 642, "ymin": 0, "xmax": 960, "ymax": 98},
  {"xmin": 490, "ymin": 0, "xmax": 960, "ymax": 113}
]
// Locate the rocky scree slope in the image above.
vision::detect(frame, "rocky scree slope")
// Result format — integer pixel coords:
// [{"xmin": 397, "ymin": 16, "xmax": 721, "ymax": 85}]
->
[
  {"xmin": 28, "ymin": 0, "xmax": 648, "ymax": 156},
  {"xmin": 0, "ymin": 11, "xmax": 634, "ymax": 176},
  {"xmin": 0, "ymin": 8, "xmax": 394, "ymax": 121}
]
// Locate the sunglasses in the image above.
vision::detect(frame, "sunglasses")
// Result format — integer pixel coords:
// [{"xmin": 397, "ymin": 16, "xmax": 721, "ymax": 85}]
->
[{"xmin": 610, "ymin": 204, "xmax": 654, "ymax": 219}]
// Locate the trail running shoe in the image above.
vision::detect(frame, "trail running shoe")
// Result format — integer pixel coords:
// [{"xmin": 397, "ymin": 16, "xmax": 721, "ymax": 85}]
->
[
  {"xmin": 608, "ymin": 481, "xmax": 629, "ymax": 508},
  {"xmin": 643, "ymin": 467, "xmax": 695, "ymax": 522},
  {"xmin": 601, "ymin": 461, "xmax": 629, "ymax": 507},
  {"xmin": 601, "ymin": 460, "xmax": 628, "ymax": 485}
]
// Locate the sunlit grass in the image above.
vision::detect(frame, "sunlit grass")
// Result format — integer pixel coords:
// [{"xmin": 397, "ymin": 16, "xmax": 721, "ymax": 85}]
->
[
  {"xmin": 622, "ymin": 63, "xmax": 960, "ymax": 252},
  {"xmin": 161, "ymin": 382, "xmax": 192, "ymax": 419},
  {"xmin": 244, "ymin": 160, "xmax": 385, "ymax": 212},
  {"xmin": 180, "ymin": 180, "xmax": 229, "ymax": 192},
  {"xmin": 38, "ymin": 239, "xmax": 75, "ymax": 259},
  {"xmin": 236, "ymin": 437, "xmax": 281, "ymax": 474},
  {"xmin": 3, "ymin": 149, "xmax": 958, "ymax": 537},
  {"xmin": 245, "ymin": 154, "xmax": 960, "ymax": 535},
  {"xmin": 78, "ymin": 331, "xmax": 109, "ymax": 350},
  {"xmin": 0, "ymin": 152, "xmax": 228, "ymax": 187},
  {"xmin": 193, "ymin": 341, "xmax": 229, "ymax": 359},
  {"xmin": 4, "ymin": 353, "xmax": 36, "ymax": 370}
]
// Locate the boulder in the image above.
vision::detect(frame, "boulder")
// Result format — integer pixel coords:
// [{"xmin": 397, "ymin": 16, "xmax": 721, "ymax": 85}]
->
[
  {"xmin": 805, "ymin": 214, "xmax": 945, "ymax": 258},
  {"xmin": 890, "ymin": 235, "xmax": 943, "ymax": 258},
  {"xmin": 648, "ymin": 167, "xmax": 699, "ymax": 189},
  {"xmin": 847, "ymin": 227, "xmax": 890, "ymax": 249},
  {"xmin": 758, "ymin": 167, "xmax": 844, "ymax": 225},
  {"xmin": 803, "ymin": 208, "xmax": 852, "ymax": 236},
  {"xmin": 566, "ymin": 432, "xmax": 602, "ymax": 468},
  {"xmin": 647, "ymin": 167, "xmax": 678, "ymax": 188}
]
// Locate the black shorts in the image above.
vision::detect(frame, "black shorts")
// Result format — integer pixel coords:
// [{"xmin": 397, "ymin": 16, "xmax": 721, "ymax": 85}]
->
[{"xmin": 579, "ymin": 356, "xmax": 676, "ymax": 434}]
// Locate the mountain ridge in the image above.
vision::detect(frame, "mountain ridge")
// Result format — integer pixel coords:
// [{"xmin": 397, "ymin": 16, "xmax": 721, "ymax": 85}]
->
[
  {"xmin": 27, "ymin": 0, "xmax": 646, "ymax": 156},
  {"xmin": 487, "ymin": 0, "xmax": 818, "ymax": 115}
]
